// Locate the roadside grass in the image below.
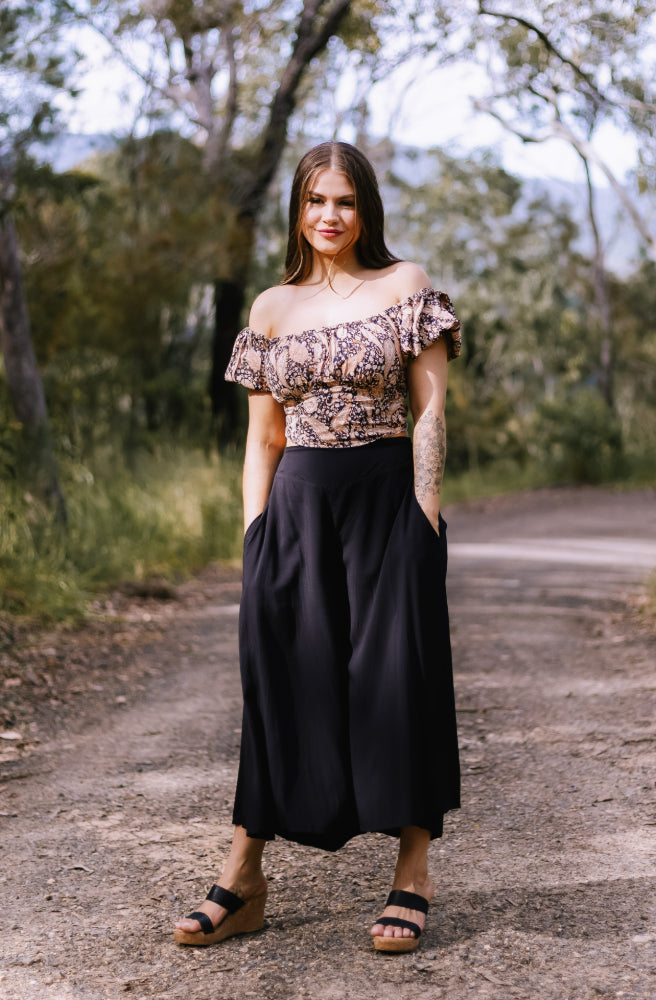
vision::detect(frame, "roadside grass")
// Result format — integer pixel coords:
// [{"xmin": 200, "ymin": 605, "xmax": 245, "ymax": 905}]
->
[
  {"xmin": 441, "ymin": 460, "xmax": 551, "ymax": 506},
  {"xmin": 0, "ymin": 445, "xmax": 244, "ymax": 621},
  {"xmin": 2, "ymin": 447, "xmax": 654, "ymax": 622}
]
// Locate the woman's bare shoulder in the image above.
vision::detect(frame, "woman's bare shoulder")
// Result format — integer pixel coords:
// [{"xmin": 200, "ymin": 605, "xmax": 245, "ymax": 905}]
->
[
  {"xmin": 248, "ymin": 285, "xmax": 296, "ymax": 338},
  {"xmin": 387, "ymin": 260, "xmax": 432, "ymax": 298}
]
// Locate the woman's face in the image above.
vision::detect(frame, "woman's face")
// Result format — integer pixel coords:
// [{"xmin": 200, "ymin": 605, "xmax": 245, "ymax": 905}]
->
[{"xmin": 302, "ymin": 168, "xmax": 360, "ymax": 258}]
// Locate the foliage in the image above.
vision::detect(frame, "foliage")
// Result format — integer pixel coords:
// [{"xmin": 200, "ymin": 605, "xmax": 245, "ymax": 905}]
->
[
  {"xmin": 381, "ymin": 145, "xmax": 589, "ymax": 470},
  {"xmin": 0, "ymin": 1, "xmax": 79, "ymax": 172},
  {"xmin": 11, "ymin": 130, "xmax": 656, "ymax": 488},
  {"xmin": 0, "ymin": 1, "xmax": 85, "ymax": 516},
  {"xmin": 15, "ymin": 132, "xmax": 218, "ymax": 451},
  {"xmin": 533, "ymin": 388, "xmax": 625, "ymax": 484},
  {"xmin": 611, "ymin": 259, "xmax": 656, "ymax": 467},
  {"xmin": 0, "ymin": 444, "xmax": 244, "ymax": 620},
  {"xmin": 2, "ymin": 3, "xmax": 656, "ymax": 624}
]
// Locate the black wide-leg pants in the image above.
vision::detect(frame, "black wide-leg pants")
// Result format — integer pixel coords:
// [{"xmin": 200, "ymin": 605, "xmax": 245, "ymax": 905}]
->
[{"xmin": 234, "ymin": 436, "xmax": 460, "ymax": 851}]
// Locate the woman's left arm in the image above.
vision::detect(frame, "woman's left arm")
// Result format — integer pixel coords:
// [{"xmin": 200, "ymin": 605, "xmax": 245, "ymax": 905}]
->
[{"xmin": 408, "ymin": 337, "xmax": 448, "ymax": 536}]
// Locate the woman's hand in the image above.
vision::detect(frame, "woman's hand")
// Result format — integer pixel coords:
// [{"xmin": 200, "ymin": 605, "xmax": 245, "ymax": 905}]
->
[{"xmin": 408, "ymin": 338, "xmax": 448, "ymax": 536}]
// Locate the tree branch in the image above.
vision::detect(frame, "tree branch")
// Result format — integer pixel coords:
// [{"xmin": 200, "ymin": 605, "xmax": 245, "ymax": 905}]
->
[
  {"xmin": 479, "ymin": 2, "xmax": 656, "ymax": 116},
  {"xmin": 473, "ymin": 97, "xmax": 656, "ymax": 253},
  {"xmin": 61, "ymin": 4, "xmax": 199, "ymax": 123},
  {"xmin": 478, "ymin": 2, "xmax": 608, "ymax": 110},
  {"xmin": 215, "ymin": 26, "xmax": 239, "ymax": 170},
  {"xmin": 239, "ymin": 0, "xmax": 353, "ymax": 214}
]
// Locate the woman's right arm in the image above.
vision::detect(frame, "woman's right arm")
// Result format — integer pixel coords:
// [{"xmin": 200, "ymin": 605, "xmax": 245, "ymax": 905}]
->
[{"xmin": 242, "ymin": 390, "xmax": 287, "ymax": 533}]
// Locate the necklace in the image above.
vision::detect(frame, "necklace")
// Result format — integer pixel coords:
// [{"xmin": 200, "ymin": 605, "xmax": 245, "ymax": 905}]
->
[
  {"xmin": 326, "ymin": 277, "xmax": 366, "ymax": 300},
  {"xmin": 324, "ymin": 258, "xmax": 366, "ymax": 300}
]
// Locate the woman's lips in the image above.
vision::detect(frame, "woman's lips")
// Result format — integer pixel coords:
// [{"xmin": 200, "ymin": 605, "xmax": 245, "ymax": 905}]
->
[{"xmin": 318, "ymin": 229, "xmax": 343, "ymax": 237}]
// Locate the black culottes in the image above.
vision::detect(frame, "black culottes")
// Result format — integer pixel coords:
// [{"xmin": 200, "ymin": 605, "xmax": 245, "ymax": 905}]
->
[{"xmin": 234, "ymin": 436, "xmax": 460, "ymax": 851}]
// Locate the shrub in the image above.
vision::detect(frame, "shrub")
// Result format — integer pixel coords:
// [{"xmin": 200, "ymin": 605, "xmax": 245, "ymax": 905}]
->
[{"xmin": 533, "ymin": 388, "xmax": 625, "ymax": 484}]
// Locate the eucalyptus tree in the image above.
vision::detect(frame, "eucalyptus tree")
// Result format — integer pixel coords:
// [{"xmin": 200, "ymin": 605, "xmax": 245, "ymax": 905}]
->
[
  {"xmin": 66, "ymin": 0, "xmax": 414, "ymax": 438},
  {"xmin": 19, "ymin": 131, "xmax": 221, "ymax": 452},
  {"xmin": 462, "ymin": 0, "xmax": 656, "ymax": 409},
  {"xmin": 383, "ymin": 146, "xmax": 589, "ymax": 472},
  {"xmin": 0, "ymin": 1, "xmax": 77, "ymax": 515}
]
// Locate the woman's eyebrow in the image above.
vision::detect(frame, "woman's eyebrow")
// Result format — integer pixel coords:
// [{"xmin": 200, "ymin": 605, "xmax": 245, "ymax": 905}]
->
[{"xmin": 307, "ymin": 190, "xmax": 354, "ymax": 199}]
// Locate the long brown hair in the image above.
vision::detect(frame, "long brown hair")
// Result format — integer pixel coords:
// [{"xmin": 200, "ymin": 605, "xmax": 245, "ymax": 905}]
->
[{"xmin": 282, "ymin": 142, "xmax": 400, "ymax": 285}]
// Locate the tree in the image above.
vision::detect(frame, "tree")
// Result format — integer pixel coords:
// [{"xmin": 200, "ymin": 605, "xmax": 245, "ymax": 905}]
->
[
  {"xmin": 66, "ymin": 0, "xmax": 425, "ymax": 439},
  {"xmin": 18, "ymin": 132, "xmax": 220, "ymax": 453},
  {"xmin": 65, "ymin": 0, "xmax": 363, "ymax": 438},
  {"xmin": 381, "ymin": 144, "xmax": 592, "ymax": 473},
  {"xmin": 466, "ymin": 0, "xmax": 656, "ymax": 407},
  {"xmin": 0, "ymin": 1, "xmax": 76, "ymax": 514}
]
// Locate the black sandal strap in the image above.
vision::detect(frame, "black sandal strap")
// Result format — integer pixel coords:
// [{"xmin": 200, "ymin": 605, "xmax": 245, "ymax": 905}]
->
[
  {"xmin": 385, "ymin": 890, "xmax": 429, "ymax": 914},
  {"xmin": 376, "ymin": 916, "xmax": 422, "ymax": 939},
  {"xmin": 205, "ymin": 884, "xmax": 245, "ymax": 913},
  {"xmin": 186, "ymin": 910, "xmax": 215, "ymax": 935}
]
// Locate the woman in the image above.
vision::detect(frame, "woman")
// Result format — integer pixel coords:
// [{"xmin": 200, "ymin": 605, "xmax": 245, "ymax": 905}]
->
[{"xmin": 174, "ymin": 141, "xmax": 461, "ymax": 954}]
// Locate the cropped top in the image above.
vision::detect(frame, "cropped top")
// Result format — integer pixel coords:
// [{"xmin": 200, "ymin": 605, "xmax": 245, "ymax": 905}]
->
[{"xmin": 225, "ymin": 286, "xmax": 461, "ymax": 448}]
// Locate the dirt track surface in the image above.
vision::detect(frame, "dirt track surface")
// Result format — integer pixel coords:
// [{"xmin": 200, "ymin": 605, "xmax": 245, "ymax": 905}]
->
[{"xmin": 1, "ymin": 486, "xmax": 655, "ymax": 1000}]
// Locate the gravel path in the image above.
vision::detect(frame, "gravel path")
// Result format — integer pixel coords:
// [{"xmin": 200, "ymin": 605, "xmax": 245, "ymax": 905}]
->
[{"xmin": 1, "ymin": 486, "xmax": 655, "ymax": 1000}]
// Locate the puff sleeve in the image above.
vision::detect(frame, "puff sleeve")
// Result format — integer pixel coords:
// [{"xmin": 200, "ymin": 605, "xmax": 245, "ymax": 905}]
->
[
  {"xmin": 224, "ymin": 328, "xmax": 271, "ymax": 391},
  {"xmin": 397, "ymin": 288, "xmax": 461, "ymax": 361}
]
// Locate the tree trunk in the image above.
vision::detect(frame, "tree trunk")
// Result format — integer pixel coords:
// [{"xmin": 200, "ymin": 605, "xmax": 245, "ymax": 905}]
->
[
  {"xmin": 211, "ymin": 276, "xmax": 247, "ymax": 443},
  {"xmin": 208, "ymin": 0, "xmax": 354, "ymax": 438},
  {"xmin": 581, "ymin": 156, "xmax": 614, "ymax": 409},
  {"xmin": 0, "ymin": 210, "xmax": 66, "ymax": 518}
]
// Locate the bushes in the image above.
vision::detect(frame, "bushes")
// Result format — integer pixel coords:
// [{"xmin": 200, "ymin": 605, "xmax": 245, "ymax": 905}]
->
[
  {"xmin": 0, "ymin": 445, "xmax": 244, "ymax": 620},
  {"xmin": 534, "ymin": 388, "xmax": 626, "ymax": 484}
]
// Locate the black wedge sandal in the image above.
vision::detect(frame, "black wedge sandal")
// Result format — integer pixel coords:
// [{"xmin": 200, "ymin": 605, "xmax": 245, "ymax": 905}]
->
[
  {"xmin": 173, "ymin": 884, "xmax": 267, "ymax": 946},
  {"xmin": 372, "ymin": 889, "xmax": 429, "ymax": 953}
]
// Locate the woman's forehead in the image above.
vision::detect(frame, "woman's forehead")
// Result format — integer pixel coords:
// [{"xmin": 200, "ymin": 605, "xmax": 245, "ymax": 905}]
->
[{"xmin": 308, "ymin": 168, "xmax": 355, "ymax": 196}]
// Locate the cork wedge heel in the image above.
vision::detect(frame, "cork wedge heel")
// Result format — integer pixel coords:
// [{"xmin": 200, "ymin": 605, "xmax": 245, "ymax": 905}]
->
[{"xmin": 173, "ymin": 884, "xmax": 267, "ymax": 947}]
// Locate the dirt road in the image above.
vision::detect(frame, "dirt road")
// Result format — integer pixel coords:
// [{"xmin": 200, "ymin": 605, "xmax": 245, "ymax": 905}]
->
[{"xmin": 1, "ymin": 487, "xmax": 655, "ymax": 1000}]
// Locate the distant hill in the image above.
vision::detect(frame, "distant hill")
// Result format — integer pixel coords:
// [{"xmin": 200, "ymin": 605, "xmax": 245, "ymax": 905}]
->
[
  {"xmin": 386, "ymin": 143, "xmax": 650, "ymax": 277},
  {"xmin": 40, "ymin": 132, "xmax": 116, "ymax": 172},
  {"xmin": 521, "ymin": 176, "xmax": 648, "ymax": 277}
]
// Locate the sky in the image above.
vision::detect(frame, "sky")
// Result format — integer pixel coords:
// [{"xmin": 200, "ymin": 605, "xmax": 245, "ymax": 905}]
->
[
  {"xmin": 64, "ymin": 28, "xmax": 638, "ymax": 190},
  {"xmin": 366, "ymin": 61, "xmax": 638, "ymax": 189}
]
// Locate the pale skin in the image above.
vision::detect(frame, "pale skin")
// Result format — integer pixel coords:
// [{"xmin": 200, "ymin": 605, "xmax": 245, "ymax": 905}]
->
[{"xmin": 175, "ymin": 167, "xmax": 448, "ymax": 943}]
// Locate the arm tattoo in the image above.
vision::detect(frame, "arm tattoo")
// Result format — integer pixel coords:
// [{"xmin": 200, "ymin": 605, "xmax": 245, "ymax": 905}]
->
[{"xmin": 413, "ymin": 407, "xmax": 446, "ymax": 509}]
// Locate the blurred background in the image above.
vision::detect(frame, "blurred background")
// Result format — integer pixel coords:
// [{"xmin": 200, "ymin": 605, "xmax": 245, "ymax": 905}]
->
[{"xmin": 1, "ymin": 0, "xmax": 655, "ymax": 618}]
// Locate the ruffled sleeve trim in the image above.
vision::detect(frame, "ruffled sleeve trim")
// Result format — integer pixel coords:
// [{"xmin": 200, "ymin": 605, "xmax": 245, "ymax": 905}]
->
[
  {"xmin": 224, "ymin": 328, "xmax": 271, "ymax": 391},
  {"xmin": 396, "ymin": 288, "xmax": 461, "ymax": 361}
]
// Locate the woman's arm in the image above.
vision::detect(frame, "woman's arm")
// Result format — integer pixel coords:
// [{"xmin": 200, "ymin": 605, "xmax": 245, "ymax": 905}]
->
[
  {"xmin": 407, "ymin": 337, "xmax": 448, "ymax": 535},
  {"xmin": 242, "ymin": 390, "xmax": 287, "ymax": 533}
]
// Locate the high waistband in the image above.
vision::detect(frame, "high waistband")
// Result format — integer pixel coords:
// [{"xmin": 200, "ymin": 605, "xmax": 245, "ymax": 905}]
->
[{"xmin": 277, "ymin": 435, "xmax": 413, "ymax": 489}]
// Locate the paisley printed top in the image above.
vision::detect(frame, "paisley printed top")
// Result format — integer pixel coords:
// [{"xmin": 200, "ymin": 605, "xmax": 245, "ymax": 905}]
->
[{"xmin": 225, "ymin": 287, "xmax": 461, "ymax": 448}]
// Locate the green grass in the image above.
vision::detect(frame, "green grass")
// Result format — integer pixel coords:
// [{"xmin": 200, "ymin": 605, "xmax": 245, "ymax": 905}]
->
[
  {"xmin": 441, "ymin": 460, "xmax": 552, "ymax": 506},
  {"xmin": 2, "ymin": 444, "xmax": 654, "ymax": 622},
  {"xmin": 0, "ymin": 445, "xmax": 244, "ymax": 620}
]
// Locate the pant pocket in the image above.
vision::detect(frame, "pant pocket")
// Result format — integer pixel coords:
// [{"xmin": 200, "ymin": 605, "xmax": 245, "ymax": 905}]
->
[
  {"xmin": 243, "ymin": 505, "xmax": 268, "ymax": 548},
  {"xmin": 410, "ymin": 489, "xmax": 445, "ymax": 543}
]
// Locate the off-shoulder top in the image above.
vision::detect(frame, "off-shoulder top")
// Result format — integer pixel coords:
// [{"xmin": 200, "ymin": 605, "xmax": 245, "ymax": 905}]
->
[{"xmin": 225, "ymin": 287, "xmax": 460, "ymax": 448}]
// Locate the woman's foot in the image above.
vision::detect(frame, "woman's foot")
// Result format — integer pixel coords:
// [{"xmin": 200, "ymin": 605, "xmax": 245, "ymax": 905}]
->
[
  {"xmin": 174, "ymin": 825, "xmax": 267, "ymax": 939},
  {"xmin": 370, "ymin": 825, "xmax": 434, "ymax": 946},
  {"xmin": 174, "ymin": 872, "xmax": 268, "ymax": 936},
  {"xmin": 370, "ymin": 876, "xmax": 434, "ymax": 941}
]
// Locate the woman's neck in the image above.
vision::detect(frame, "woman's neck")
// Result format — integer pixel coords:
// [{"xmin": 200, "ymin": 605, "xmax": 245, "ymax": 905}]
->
[{"xmin": 308, "ymin": 249, "xmax": 363, "ymax": 293}]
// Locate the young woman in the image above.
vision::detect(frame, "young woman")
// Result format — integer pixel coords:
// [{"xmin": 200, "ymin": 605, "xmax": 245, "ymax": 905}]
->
[{"xmin": 174, "ymin": 141, "xmax": 461, "ymax": 954}]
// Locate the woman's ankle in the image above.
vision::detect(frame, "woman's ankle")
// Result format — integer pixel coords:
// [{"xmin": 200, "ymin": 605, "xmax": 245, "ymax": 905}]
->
[{"xmin": 393, "ymin": 827, "xmax": 431, "ymax": 889}]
